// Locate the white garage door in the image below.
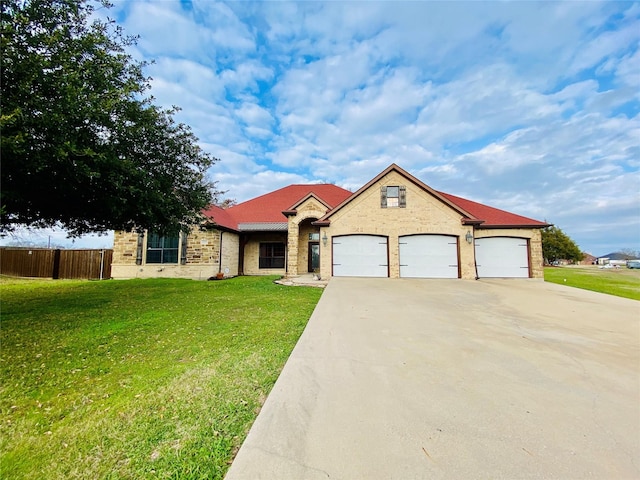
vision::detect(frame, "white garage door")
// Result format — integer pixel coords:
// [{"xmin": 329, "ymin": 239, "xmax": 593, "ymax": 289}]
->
[
  {"xmin": 475, "ymin": 237, "xmax": 529, "ymax": 278},
  {"xmin": 333, "ymin": 235, "xmax": 388, "ymax": 277},
  {"xmin": 399, "ymin": 235, "xmax": 459, "ymax": 278}
]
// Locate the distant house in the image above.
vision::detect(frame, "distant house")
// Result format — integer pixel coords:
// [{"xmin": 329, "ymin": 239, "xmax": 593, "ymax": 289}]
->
[
  {"xmin": 579, "ymin": 253, "xmax": 597, "ymax": 265},
  {"xmin": 598, "ymin": 252, "xmax": 640, "ymax": 267},
  {"xmin": 111, "ymin": 164, "xmax": 549, "ymax": 280}
]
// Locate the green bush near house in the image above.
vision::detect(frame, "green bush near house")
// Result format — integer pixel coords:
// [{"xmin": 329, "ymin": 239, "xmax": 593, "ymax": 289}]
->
[
  {"xmin": 0, "ymin": 276, "xmax": 322, "ymax": 479},
  {"xmin": 544, "ymin": 266, "xmax": 640, "ymax": 300}
]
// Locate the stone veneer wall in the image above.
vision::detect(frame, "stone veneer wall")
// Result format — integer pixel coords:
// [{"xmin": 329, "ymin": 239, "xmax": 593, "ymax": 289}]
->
[
  {"xmin": 297, "ymin": 220, "xmax": 320, "ymax": 274},
  {"xmin": 111, "ymin": 228, "xmax": 239, "ymax": 280},
  {"xmin": 112, "ymin": 231, "xmax": 139, "ymax": 265},
  {"xmin": 243, "ymin": 232, "xmax": 288, "ymax": 276},
  {"xmin": 286, "ymin": 197, "xmax": 327, "ymax": 276}
]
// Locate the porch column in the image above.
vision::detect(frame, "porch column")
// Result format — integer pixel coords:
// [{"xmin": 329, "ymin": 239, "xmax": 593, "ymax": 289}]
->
[{"xmin": 287, "ymin": 220, "xmax": 299, "ymax": 276}]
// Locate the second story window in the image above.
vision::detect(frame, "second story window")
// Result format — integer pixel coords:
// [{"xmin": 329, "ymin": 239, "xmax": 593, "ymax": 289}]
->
[
  {"xmin": 386, "ymin": 186, "xmax": 399, "ymax": 207},
  {"xmin": 381, "ymin": 185, "xmax": 406, "ymax": 208}
]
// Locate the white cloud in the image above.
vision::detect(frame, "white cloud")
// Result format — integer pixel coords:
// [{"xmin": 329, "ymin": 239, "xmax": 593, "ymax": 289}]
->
[
  {"xmin": 220, "ymin": 60, "xmax": 274, "ymax": 92},
  {"xmin": 147, "ymin": 57, "xmax": 225, "ymax": 99},
  {"xmin": 235, "ymin": 102, "xmax": 274, "ymax": 128},
  {"xmin": 122, "ymin": 2, "xmax": 217, "ymax": 60},
  {"xmin": 191, "ymin": 1, "xmax": 255, "ymax": 51},
  {"xmin": 613, "ymin": 46, "xmax": 640, "ymax": 93},
  {"xmin": 568, "ymin": 21, "xmax": 640, "ymax": 76}
]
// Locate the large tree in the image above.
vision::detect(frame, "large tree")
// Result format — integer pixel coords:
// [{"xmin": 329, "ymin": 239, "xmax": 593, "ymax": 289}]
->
[
  {"xmin": 1, "ymin": 0, "xmax": 218, "ymax": 236},
  {"xmin": 541, "ymin": 225, "xmax": 584, "ymax": 264}
]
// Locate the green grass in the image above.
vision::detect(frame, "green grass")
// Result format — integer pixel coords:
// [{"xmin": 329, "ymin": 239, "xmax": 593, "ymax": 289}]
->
[
  {"xmin": 0, "ymin": 276, "xmax": 322, "ymax": 479},
  {"xmin": 544, "ymin": 266, "xmax": 640, "ymax": 300}
]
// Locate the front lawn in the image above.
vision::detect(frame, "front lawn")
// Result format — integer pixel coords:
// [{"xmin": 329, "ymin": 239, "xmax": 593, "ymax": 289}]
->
[
  {"xmin": 0, "ymin": 276, "xmax": 322, "ymax": 479},
  {"xmin": 544, "ymin": 266, "xmax": 640, "ymax": 300}
]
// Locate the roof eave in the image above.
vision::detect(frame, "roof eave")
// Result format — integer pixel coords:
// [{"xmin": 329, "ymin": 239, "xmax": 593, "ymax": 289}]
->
[
  {"xmin": 476, "ymin": 223, "xmax": 550, "ymax": 229},
  {"xmin": 462, "ymin": 218, "xmax": 485, "ymax": 226},
  {"xmin": 201, "ymin": 220, "xmax": 239, "ymax": 233},
  {"xmin": 312, "ymin": 220, "xmax": 331, "ymax": 227}
]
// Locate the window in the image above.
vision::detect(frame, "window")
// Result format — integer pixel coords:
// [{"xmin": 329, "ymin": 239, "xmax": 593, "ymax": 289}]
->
[
  {"xmin": 259, "ymin": 242, "xmax": 285, "ymax": 269},
  {"xmin": 386, "ymin": 186, "xmax": 399, "ymax": 207},
  {"xmin": 308, "ymin": 232, "xmax": 320, "ymax": 241},
  {"xmin": 146, "ymin": 233, "xmax": 179, "ymax": 264},
  {"xmin": 381, "ymin": 185, "xmax": 406, "ymax": 208}
]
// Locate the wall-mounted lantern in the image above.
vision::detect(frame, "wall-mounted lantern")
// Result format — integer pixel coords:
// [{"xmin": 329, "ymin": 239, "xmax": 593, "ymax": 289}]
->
[
  {"xmin": 322, "ymin": 232, "xmax": 328, "ymax": 247},
  {"xmin": 465, "ymin": 230, "xmax": 473, "ymax": 244}
]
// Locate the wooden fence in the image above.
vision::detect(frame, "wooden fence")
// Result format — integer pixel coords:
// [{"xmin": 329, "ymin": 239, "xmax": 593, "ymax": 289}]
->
[{"xmin": 0, "ymin": 248, "xmax": 113, "ymax": 280}]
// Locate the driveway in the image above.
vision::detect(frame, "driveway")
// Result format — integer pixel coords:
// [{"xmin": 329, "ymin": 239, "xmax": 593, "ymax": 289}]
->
[{"xmin": 225, "ymin": 278, "xmax": 640, "ymax": 479}]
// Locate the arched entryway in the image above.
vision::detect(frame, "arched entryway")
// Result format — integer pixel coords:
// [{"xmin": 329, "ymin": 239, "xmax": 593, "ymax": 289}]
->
[{"xmin": 298, "ymin": 217, "xmax": 320, "ymax": 273}]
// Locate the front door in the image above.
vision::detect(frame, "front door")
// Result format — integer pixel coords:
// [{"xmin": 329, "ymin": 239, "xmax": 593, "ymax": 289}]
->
[{"xmin": 308, "ymin": 242, "xmax": 320, "ymax": 272}]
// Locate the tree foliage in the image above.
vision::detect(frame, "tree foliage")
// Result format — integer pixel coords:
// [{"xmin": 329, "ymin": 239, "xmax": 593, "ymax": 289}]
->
[
  {"xmin": 216, "ymin": 198, "xmax": 238, "ymax": 209},
  {"xmin": 1, "ymin": 0, "xmax": 218, "ymax": 236},
  {"xmin": 618, "ymin": 248, "xmax": 640, "ymax": 259},
  {"xmin": 541, "ymin": 225, "xmax": 584, "ymax": 264}
]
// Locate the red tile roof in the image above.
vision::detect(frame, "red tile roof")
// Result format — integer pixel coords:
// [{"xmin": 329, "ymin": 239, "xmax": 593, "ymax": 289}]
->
[
  {"xmin": 438, "ymin": 192, "xmax": 548, "ymax": 228},
  {"xmin": 224, "ymin": 184, "xmax": 353, "ymax": 223},
  {"xmin": 202, "ymin": 167, "xmax": 546, "ymax": 231},
  {"xmin": 201, "ymin": 204, "xmax": 239, "ymax": 231}
]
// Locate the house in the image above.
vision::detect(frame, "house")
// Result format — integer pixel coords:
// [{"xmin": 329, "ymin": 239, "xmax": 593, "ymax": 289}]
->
[
  {"xmin": 579, "ymin": 253, "xmax": 597, "ymax": 265},
  {"xmin": 111, "ymin": 164, "xmax": 549, "ymax": 280},
  {"xmin": 598, "ymin": 252, "xmax": 640, "ymax": 267}
]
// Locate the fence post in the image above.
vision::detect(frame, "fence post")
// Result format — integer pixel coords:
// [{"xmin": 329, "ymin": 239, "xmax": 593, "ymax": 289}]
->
[
  {"xmin": 52, "ymin": 249, "xmax": 61, "ymax": 279},
  {"xmin": 99, "ymin": 249, "xmax": 105, "ymax": 280}
]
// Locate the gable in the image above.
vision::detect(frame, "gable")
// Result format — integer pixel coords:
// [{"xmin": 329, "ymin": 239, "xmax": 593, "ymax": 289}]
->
[
  {"xmin": 289, "ymin": 195, "xmax": 331, "ymax": 217},
  {"xmin": 283, "ymin": 193, "xmax": 333, "ymax": 217},
  {"xmin": 317, "ymin": 164, "xmax": 472, "ymax": 225},
  {"xmin": 317, "ymin": 164, "xmax": 548, "ymax": 229},
  {"xmin": 320, "ymin": 168, "xmax": 469, "ymax": 235}
]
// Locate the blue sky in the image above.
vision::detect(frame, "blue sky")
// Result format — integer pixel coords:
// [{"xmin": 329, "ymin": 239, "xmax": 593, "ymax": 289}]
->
[{"xmin": 5, "ymin": 1, "xmax": 639, "ymax": 256}]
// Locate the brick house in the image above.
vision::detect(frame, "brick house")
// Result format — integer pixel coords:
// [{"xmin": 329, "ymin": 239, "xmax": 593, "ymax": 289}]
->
[
  {"xmin": 111, "ymin": 164, "xmax": 549, "ymax": 280},
  {"xmin": 578, "ymin": 253, "xmax": 597, "ymax": 265}
]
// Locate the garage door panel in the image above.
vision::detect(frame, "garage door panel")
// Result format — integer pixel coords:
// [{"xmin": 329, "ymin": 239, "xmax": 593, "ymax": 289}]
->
[
  {"xmin": 475, "ymin": 237, "xmax": 529, "ymax": 278},
  {"xmin": 333, "ymin": 235, "xmax": 388, "ymax": 277},
  {"xmin": 399, "ymin": 235, "xmax": 459, "ymax": 278}
]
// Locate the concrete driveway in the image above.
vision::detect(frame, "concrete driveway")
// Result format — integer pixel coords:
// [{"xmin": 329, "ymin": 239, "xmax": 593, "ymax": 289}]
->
[{"xmin": 225, "ymin": 278, "xmax": 640, "ymax": 479}]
